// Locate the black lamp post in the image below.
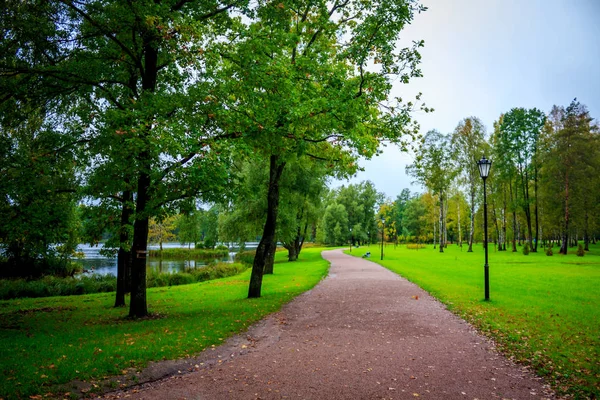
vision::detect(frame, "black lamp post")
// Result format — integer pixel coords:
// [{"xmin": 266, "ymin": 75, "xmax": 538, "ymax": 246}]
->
[
  {"xmin": 349, "ymin": 227, "xmax": 353, "ymax": 253},
  {"xmin": 477, "ymin": 155, "xmax": 492, "ymax": 301},
  {"xmin": 381, "ymin": 218, "xmax": 385, "ymax": 260}
]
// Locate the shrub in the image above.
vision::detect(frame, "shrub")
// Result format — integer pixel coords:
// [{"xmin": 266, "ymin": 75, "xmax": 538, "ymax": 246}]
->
[
  {"xmin": 406, "ymin": 244, "xmax": 426, "ymax": 250},
  {"xmin": 235, "ymin": 251, "xmax": 256, "ymax": 266},
  {"xmin": 215, "ymin": 244, "xmax": 229, "ymax": 251},
  {"xmin": 545, "ymin": 246, "xmax": 553, "ymax": 256},
  {"xmin": 577, "ymin": 244, "xmax": 585, "ymax": 257},
  {"xmin": 522, "ymin": 242, "xmax": 530, "ymax": 255},
  {"xmin": 168, "ymin": 273, "xmax": 195, "ymax": 286},
  {"xmin": 148, "ymin": 248, "xmax": 229, "ymax": 260}
]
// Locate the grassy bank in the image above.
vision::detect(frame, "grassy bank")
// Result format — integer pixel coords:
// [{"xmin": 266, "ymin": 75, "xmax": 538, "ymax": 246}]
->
[
  {"xmin": 348, "ymin": 242, "xmax": 600, "ymax": 399},
  {"xmin": 0, "ymin": 248, "xmax": 330, "ymax": 399},
  {"xmin": 0, "ymin": 262, "xmax": 248, "ymax": 300}
]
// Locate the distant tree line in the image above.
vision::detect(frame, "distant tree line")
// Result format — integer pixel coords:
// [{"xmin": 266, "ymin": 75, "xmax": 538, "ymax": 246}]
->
[{"xmin": 379, "ymin": 102, "xmax": 599, "ymax": 253}]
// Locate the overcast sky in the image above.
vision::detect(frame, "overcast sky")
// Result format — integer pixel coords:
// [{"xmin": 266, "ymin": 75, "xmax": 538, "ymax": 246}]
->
[{"xmin": 331, "ymin": 0, "xmax": 600, "ymax": 200}]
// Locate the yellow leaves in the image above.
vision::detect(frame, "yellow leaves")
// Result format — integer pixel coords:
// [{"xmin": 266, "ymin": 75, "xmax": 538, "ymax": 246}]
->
[
  {"xmin": 412, "ymin": 295, "xmax": 419, "ymax": 300},
  {"xmin": 277, "ymin": 2, "xmax": 285, "ymax": 9}
]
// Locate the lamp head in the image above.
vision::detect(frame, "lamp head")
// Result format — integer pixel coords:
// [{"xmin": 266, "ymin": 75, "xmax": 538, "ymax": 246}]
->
[{"xmin": 477, "ymin": 155, "xmax": 492, "ymax": 179}]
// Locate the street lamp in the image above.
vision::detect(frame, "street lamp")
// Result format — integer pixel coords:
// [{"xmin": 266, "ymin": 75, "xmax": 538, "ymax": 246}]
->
[
  {"xmin": 477, "ymin": 155, "xmax": 492, "ymax": 301},
  {"xmin": 349, "ymin": 227, "xmax": 353, "ymax": 253},
  {"xmin": 381, "ymin": 218, "xmax": 385, "ymax": 260}
]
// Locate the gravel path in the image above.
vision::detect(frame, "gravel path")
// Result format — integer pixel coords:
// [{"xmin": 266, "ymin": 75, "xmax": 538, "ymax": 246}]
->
[{"xmin": 100, "ymin": 249, "xmax": 556, "ymax": 400}]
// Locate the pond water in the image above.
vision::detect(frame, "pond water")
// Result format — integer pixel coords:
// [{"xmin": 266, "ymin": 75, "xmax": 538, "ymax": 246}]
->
[{"xmin": 74, "ymin": 242, "xmax": 255, "ymax": 276}]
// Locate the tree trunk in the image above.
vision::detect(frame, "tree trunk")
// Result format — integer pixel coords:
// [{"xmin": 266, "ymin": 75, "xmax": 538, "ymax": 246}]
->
[
  {"xmin": 129, "ymin": 171, "xmax": 150, "ymax": 318},
  {"xmin": 263, "ymin": 239, "xmax": 277, "ymax": 274},
  {"xmin": 559, "ymin": 170, "xmax": 569, "ymax": 255},
  {"xmin": 115, "ymin": 190, "xmax": 133, "ymax": 308},
  {"xmin": 509, "ymin": 181, "xmax": 517, "ymax": 252},
  {"xmin": 128, "ymin": 39, "xmax": 158, "ymax": 318},
  {"xmin": 433, "ymin": 220, "xmax": 437, "ymax": 249},
  {"xmin": 468, "ymin": 188, "xmax": 475, "ymax": 252},
  {"xmin": 533, "ymin": 165, "xmax": 539, "ymax": 252},
  {"xmin": 457, "ymin": 199, "xmax": 462, "ymax": 248},
  {"xmin": 520, "ymin": 168, "xmax": 534, "ymax": 251},
  {"xmin": 248, "ymin": 155, "xmax": 286, "ymax": 298},
  {"xmin": 492, "ymin": 200, "xmax": 501, "ymax": 251},
  {"xmin": 439, "ymin": 193, "xmax": 444, "ymax": 253}
]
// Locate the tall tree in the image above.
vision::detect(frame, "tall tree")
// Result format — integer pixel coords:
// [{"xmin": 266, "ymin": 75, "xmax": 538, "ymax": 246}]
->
[
  {"xmin": 217, "ymin": 0, "xmax": 427, "ymax": 297},
  {"xmin": 541, "ymin": 100, "xmax": 597, "ymax": 254},
  {"xmin": 1, "ymin": 0, "xmax": 242, "ymax": 316},
  {"xmin": 407, "ymin": 130, "xmax": 456, "ymax": 252},
  {"xmin": 499, "ymin": 108, "xmax": 546, "ymax": 251},
  {"xmin": 0, "ymin": 104, "xmax": 81, "ymax": 277},
  {"xmin": 451, "ymin": 117, "xmax": 486, "ymax": 252}
]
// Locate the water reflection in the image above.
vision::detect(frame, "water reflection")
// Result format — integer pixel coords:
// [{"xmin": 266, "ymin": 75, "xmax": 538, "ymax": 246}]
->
[{"xmin": 74, "ymin": 243, "xmax": 239, "ymax": 276}]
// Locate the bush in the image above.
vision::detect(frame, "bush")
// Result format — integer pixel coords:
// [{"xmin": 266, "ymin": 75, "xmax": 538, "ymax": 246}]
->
[
  {"xmin": 0, "ymin": 261, "xmax": 248, "ymax": 299},
  {"xmin": 522, "ymin": 242, "xmax": 530, "ymax": 255},
  {"xmin": 577, "ymin": 243, "xmax": 585, "ymax": 257},
  {"xmin": 0, "ymin": 274, "xmax": 117, "ymax": 300},
  {"xmin": 215, "ymin": 244, "xmax": 229, "ymax": 251},
  {"xmin": 545, "ymin": 246, "xmax": 553, "ymax": 256},
  {"xmin": 235, "ymin": 250, "xmax": 256, "ymax": 266},
  {"xmin": 406, "ymin": 244, "xmax": 426, "ymax": 250},
  {"xmin": 168, "ymin": 273, "xmax": 195, "ymax": 286},
  {"xmin": 147, "ymin": 248, "xmax": 229, "ymax": 260}
]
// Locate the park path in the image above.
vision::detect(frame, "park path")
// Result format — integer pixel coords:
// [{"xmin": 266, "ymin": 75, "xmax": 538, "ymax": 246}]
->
[{"xmin": 100, "ymin": 249, "xmax": 555, "ymax": 400}]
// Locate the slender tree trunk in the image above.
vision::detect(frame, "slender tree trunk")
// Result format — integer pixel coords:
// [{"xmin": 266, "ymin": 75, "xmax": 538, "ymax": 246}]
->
[
  {"xmin": 533, "ymin": 165, "xmax": 539, "ymax": 252},
  {"xmin": 509, "ymin": 181, "xmax": 517, "ymax": 252},
  {"xmin": 115, "ymin": 190, "xmax": 133, "ymax": 308},
  {"xmin": 433, "ymin": 220, "xmax": 437, "ymax": 249},
  {"xmin": 468, "ymin": 188, "xmax": 475, "ymax": 252},
  {"xmin": 248, "ymin": 155, "xmax": 286, "ymax": 298},
  {"xmin": 560, "ymin": 170, "xmax": 570, "ymax": 255},
  {"xmin": 492, "ymin": 200, "xmax": 501, "ymax": 251},
  {"xmin": 520, "ymin": 168, "xmax": 534, "ymax": 251},
  {"xmin": 439, "ymin": 193, "xmax": 444, "ymax": 253},
  {"xmin": 457, "ymin": 199, "xmax": 462, "ymax": 248}
]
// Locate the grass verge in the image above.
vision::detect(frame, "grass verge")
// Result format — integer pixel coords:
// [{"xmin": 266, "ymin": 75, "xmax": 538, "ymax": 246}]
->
[
  {"xmin": 0, "ymin": 247, "xmax": 329, "ymax": 399},
  {"xmin": 347, "ymin": 242, "xmax": 600, "ymax": 399}
]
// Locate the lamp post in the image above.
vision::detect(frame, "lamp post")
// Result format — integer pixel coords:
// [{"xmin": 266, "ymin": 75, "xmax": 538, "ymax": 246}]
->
[
  {"xmin": 349, "ymin": 227, "xmax": 353, "ymax": 253},
  {"xmin": 477, "ymin": 155, "xmax": 492, "ymax": 301},
  {"xmin": 381, "ymin": 218, "xmax": 385, "ymax": 260}
]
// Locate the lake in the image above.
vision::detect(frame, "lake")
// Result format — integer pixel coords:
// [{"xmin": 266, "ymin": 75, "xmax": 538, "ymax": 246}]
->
[{"xmin": 74, "ymin": 242, "xmax": 257, "ymax": 276}]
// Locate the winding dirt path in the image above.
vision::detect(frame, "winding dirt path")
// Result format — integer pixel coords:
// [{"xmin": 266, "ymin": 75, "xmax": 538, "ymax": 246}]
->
[{"xmin": 99, "ymin": 249, "xmax": 555, "ymax": 399}]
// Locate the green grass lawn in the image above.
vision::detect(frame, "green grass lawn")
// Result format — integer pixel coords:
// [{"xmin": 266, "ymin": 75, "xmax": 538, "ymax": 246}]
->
[
  {"xmin": 347, "ymin": 242, "xmax": 600, "ymax": 399},
  {"xmin": 0, "ymin": 248, "xmax": 330, "ymax": 400}
]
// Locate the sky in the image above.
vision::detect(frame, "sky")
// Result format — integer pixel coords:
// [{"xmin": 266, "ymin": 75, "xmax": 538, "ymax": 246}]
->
[{"xmin": 331, "ymin": 0, "xmax": 600, "ymax": 200}]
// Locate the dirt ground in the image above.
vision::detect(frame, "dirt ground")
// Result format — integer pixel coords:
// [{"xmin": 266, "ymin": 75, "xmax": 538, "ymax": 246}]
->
[{"xmin": 97, "ymin": 249, "xmax": 557, "ymax": 400}]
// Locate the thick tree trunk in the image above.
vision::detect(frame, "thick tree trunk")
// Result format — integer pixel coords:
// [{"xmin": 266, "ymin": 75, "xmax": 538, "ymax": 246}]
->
[
  {"xmin": 263, "ymin": 240, "xmax": 277, "ymax": 274},
  {"xmin": 115, "ymin": 190, "xmax": 133, "ymax": 308},
  {"xmin": 129, "ymin": 171, "xmax": 150, "ymax": 318},
  {"xmin": 128, "ymin": 39, "xmax": 158, "ymax": 317},
  {"xmin": 248, "ymin": 155, "xmax": 286, "ymax": 298}
]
